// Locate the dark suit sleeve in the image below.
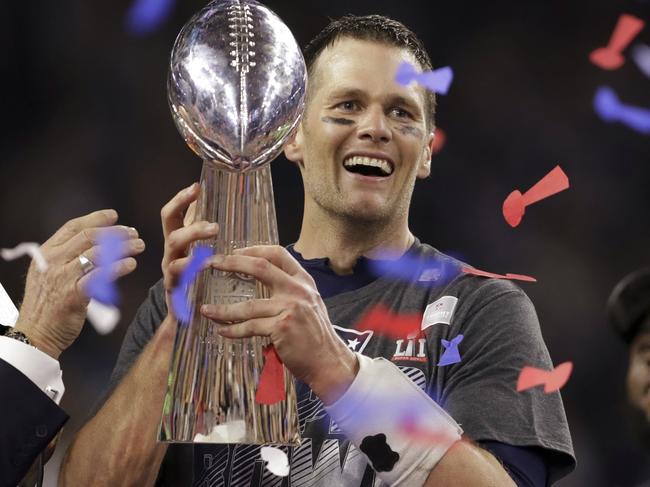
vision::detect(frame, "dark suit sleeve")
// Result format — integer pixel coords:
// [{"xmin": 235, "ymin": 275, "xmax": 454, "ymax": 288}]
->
[{"xmin": 0, "ymin": 359, "xmax": 68, "ymax": 487}]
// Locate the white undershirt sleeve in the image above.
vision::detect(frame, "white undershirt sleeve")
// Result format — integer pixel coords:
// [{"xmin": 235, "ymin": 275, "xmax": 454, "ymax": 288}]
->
[{"xmin": 0, "ymin": 336, "xmax": 65, "ymax": 405}]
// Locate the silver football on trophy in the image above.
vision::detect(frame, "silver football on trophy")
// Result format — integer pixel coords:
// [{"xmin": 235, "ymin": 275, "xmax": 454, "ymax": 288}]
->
[{"xmin": 168, "ymin": 0, "xmax": 306, "ymax": 171}]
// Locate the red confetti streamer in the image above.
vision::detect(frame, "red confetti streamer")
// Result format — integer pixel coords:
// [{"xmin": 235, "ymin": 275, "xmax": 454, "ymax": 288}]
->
[
  {"xmin": 461, "ymin": 266, "xmax": 537, "ymax": 283},
  {"xmin": 354, "ymin": 304, "xmax": 422, "ymax": 339},
  {"xmin": 431, "ymin": 128, "xmax": 446, "ymax": 155},
  {"xmin": 502, "ymin": 165, "xmax": 569, "ymax": 228},
  {"xmin": 516, "ymin": 361, "xmax": 573, "ymax": 393},
  {"xmin": 590, "ymin": 14, "xmax": 645, "ymax": 70},
  {"xmin": 399, "ymin": 416, "xmax": 458, "ymax": 445},
  {"xmin": 255, "ymin": 344, "xmax": 286, "ymax": 405}
]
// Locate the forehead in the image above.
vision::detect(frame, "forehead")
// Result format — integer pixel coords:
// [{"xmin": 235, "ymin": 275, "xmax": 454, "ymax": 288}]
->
[{"xmin": 309, "ymin": 37, "xmax": 426, "ymax": 107}]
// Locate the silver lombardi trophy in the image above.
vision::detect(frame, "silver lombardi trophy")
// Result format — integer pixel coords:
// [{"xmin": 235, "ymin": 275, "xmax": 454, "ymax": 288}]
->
[{"xmin": 159, "ymin": 0, "xmax": 305, "ymax": 444}]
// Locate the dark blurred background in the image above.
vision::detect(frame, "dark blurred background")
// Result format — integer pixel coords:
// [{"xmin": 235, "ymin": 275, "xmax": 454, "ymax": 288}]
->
[{"xmin": 2, "ymin": 0, "xmax": 650, "ymax": 485}]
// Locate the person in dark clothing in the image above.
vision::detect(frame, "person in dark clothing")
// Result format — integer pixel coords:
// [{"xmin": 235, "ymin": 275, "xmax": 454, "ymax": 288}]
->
[
  {"xmin": 0, "ymin": 209, "xmax": 143, "ymax": 487},
  {"xmin": 60, "ymin": 14, "xmax": 575, "ymax": 487},
  {"xmin": 608, "ymin": 268, "xmax": 650, "ymax": 487}
]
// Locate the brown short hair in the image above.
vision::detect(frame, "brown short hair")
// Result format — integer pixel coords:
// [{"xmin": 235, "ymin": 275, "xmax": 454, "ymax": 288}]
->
[{"xmin": 303, "ymin": 14, "xmax": 436, "ymax": 129}]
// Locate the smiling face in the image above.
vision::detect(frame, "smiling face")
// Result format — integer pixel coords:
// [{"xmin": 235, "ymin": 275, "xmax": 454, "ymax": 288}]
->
[
  {"xmin": 285, "ymin": 37, "xmax": 435, "ymax": 227},
  {"xmin": 628, "ymin": 329, "xmax": 650, "ymax": 423}
]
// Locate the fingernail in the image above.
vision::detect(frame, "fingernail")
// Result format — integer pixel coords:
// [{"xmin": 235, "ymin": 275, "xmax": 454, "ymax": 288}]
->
[
  {"xmin": 212, "ymin": 254, "xmax": 224, "ymax": 264},
  {"xmin": 134, "ymin": 239, "xmax": 145, "ymax": 250},
  {"xmin": 186, "ymin": 182, "xmax": 198, "ymax": 194},
  {"xmin": 105, "ymin": 209, "xmax": 118, "ymax": 219},
  {"xmin": 207, "ymin": 223, "xmax": 218, "ymax": 232},
  {"xmin": 128, "ymin": 227, "xmax": 139, "ymax": 237}
]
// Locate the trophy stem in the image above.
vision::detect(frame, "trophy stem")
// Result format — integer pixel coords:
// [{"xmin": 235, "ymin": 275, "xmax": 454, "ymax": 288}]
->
[{"xmin": 159, "ymin": 161, "xmax": 300, "ymax": 445}]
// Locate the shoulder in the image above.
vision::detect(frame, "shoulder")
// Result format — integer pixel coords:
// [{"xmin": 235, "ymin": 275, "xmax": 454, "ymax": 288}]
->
[{"xmin": 413, "ymin": 239, "xmax": 531, "ymax": 306}]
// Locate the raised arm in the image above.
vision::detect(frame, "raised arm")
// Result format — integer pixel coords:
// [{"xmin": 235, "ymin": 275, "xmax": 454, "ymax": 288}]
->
[
  {"xmin": 59, "ymin": 183, "xmax": 219, "ymax": 486},
  {"xmin": 58, "ymin": 314, "xmax": 175, "ymax": 486}
]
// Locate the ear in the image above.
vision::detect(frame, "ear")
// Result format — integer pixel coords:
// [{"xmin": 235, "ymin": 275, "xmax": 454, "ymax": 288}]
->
[
  {"xmin": 416, "ymin": 130, "xmax": 435, "ymax": 179},
  {"xmin": 283, "ymin": 123, "xmax": 305, "ymax": 169}
]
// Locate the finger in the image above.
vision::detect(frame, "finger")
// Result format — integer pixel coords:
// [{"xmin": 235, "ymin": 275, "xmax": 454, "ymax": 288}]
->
[
  {"xmin": 161, "ymin": 183, "xmax": 200, "ymax": 239},
  {"xmin": 81, "ymin": 238, "xmax": 146, "ymax": 267},
  {"xmin": 45, "ymin": 209, "xmax": 119, "ymax": 247},
  {"xmin": 59, "ymin": 226, "xmax": 140, "ymax": 262},
  {"xmin": 164, "ymin": 221, "xmax": 218, "ymax": 264},
  {"xmin": 183, "ymin": 201, "xmax": 197, "ymax": 227},
  {"xmin": 164, "ymin": 256, "xmax": 193, "ymax": 291},
  {"xmin": 208, "ymin": 254, "xmax": 295, "ymax": 291},
  {"xmin": 216, "ymin": 316, "xmax": 275, "ymax": 339},
  {"xmin": 233, "ymin": 245, "xmax": 305, "ymax": 277},
  {"xmin": 200, "ymin": 298, "xmax": 283, "ymax": 323},
  {"xmin": 76, "ymin": 257, "xmax": 138, "ymax": 297}
]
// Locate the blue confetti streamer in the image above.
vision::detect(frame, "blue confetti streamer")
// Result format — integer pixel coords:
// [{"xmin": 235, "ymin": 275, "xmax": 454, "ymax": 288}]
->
[
  {"xmin": 395, "ymin": 61, "xmax": 454, "ymax": 95},
  {"xmin": 594, "ymin": 85, "xmax": 650, "ymax": 135},
  {"xmin": 437, "ymin": 334, "xmax": 464, "ymax": 366},
  {"xmin": 86, "ymin": 230, "xmax": 124, "ymax": 306},
  {"xmin": 367, "ymin": 251, "xmax": 462, "ymax": 286},
  {"xmin": 125, "ymin": 0, "xmax": 176, "ymax": 36},
  {"xmin": 171, "ymin": 245, "xmax": 213, "ymax": 323}
]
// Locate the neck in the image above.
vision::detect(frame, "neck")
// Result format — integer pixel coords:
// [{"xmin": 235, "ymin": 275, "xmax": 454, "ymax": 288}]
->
[{"xmin": 294, "ymin": 204, "xmax": 415, "ymax": 275}]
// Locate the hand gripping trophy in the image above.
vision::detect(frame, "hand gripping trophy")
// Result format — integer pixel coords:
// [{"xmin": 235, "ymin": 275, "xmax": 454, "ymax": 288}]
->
[{"xmin": 159, "ymin": 0, "xmax": 305, "ymax": 445}]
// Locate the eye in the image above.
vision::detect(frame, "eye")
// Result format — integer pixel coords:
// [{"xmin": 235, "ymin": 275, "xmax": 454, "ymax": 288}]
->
[
  {"xmin": 390, "ymin": 107, "xmax": 412, "ymax": 119},
  {"xmin": 336, "ymin": 101, "xmax": 359, "ymax": 112}
]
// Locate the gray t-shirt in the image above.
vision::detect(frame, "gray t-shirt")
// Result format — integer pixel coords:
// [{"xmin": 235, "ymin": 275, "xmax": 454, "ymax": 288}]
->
[{"xmin": 102, "ymin": 240, "xmax": 575, "ymax": 486}]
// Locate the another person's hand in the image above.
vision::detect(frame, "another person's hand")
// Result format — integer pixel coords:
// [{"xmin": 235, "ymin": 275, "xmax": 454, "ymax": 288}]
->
[
  {"xmin": 14, "ymin": 209, "xmax": 145, "ymax": 359},
  {"xmin": 160, "ymin": 183, "xmax": 219, "ymax": 317},
  {"xmin": 200, "ymin": 245, "xmax": 358, "ymax": 404}
]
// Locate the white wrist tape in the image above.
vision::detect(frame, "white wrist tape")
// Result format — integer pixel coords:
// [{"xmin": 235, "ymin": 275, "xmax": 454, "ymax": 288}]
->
[{"xmin": 325, "ymin": 354, "xmax": 462, "ymax": 486}]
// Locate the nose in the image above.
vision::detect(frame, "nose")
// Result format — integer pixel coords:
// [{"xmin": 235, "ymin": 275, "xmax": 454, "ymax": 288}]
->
[{"xmin": 357, "ymin": 106, "xmax": 392, "ymax": 144}]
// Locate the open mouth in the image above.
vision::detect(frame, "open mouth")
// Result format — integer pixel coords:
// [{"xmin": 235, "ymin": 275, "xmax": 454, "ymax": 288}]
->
[{"xmin": 343, "ymin": 156, "xmax": 394, "ymax": 178}]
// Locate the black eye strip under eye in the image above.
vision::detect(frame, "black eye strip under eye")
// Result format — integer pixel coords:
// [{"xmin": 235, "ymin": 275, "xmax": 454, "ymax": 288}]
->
[
  {"xmin": 321, "ymin": 116, "xmax": 355, "ymax": 125},
  {"xmin": 397, "ymin": 126, "xmax": 423, "ymax": 137},
  {"xmin": 321, "ymin": 116, "xmax": 423, "ymax": 138}
]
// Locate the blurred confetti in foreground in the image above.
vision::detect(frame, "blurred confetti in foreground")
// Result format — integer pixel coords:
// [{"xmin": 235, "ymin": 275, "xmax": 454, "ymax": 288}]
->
[
  {"xmin": 517, "ymin": 362, "xmax": 573, "ymax": 393},
  {"xmin": 85, "ymin": 231, "xmax": 125, "ymax": 306},
  {"xmin": 125, "ymin": 0, "xmax": 176, "ymax": 35},
  {"xmin": 86, "ymin": 299, "xmax": 121, "ymax": 335},
  {"xmin": 368, "ymin": 251, "xmax": 461, "ymax": 286},
  {"xmin": 395, "ymin": 61, "xmax": 454, "ymax": 95},
  {"xmin": 399, "ymin": 414, "xmax": 462, "ymax": 445},
  {"xmin": 431, "ymin": 128, "xmax": 447, "ymax": 154},
  {"xmin": 1, "ymin": 242, "xmax": 48, "ymax": 272},
  {"xmin": 589, "ymin": 13, "xmax": 645, "ymax": 70},
  {"xmin": 354, "ymin": 304, "xmax": 423, "ymax": 339},
  {"xmin": 594, "ymin": 85, "xmax": 650, "ymax": 134},
  {"xmin": 502, "ymin": 165, "xmax": 570, "ymax": 228},
  {"xmin": 171, "ymin": 245, "xmax": 213, "ymax": 323},
  {"xmin": 260, "ymin": 446, "xmax": 290, "ymax": 477},
  {"xmin": 631, "ymin": 43, "xmax": 650, "ymax": 77}
]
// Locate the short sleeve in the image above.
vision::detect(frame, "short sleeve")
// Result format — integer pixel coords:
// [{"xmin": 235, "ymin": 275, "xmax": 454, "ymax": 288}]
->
[{"xmin": 434, "ymin": 278, "xmax": 575, "ymax": 483}]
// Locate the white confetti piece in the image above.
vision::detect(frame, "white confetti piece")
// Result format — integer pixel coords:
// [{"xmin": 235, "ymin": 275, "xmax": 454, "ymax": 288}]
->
[
  {"xmin": 260, "ymin": 446, "xmax": 289, "ymax": 477},
  {"xmin": 0, "ymin": 282, "xmax": 19, "ymax": 327},
  {"xmin": 1, "ymin": 242, "xmax": 48, "ymax": 272},
  {"xmin": 86, "ymin": 299, "xmax": 120, "ymax": 335},
  {"xmin": 632, "ymin": 43, "xmax": 650, "ymax": 78}
]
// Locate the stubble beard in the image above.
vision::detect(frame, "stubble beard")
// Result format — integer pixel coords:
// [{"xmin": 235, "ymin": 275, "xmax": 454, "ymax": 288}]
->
[{"xmin": 307, "ymin": 175, "xmax": 414, "ymax": 235}]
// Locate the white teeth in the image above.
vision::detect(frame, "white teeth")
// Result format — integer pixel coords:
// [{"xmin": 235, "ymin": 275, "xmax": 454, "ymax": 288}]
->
[{"xmin": 343, "ymin": 156, "xmax": 393, "ymax": 176}]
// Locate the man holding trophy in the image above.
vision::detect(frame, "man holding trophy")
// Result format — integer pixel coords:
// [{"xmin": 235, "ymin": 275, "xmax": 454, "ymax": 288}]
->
[{"xmin": 59, "ymin": 1, "xmax": 575, "ymax": 486}]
